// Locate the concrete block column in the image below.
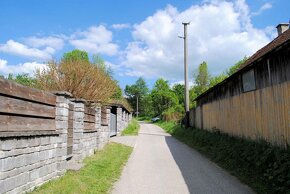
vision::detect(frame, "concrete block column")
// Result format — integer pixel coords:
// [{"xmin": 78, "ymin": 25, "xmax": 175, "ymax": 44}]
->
[
  {"xmin": 54, "ymin": 91, "xmax": 72, "ymax": 176},
  {"xmin": 94, "ymin": 105, "xmax": 101, "ymax": 149},
  {"xmin": 105, "ymin": 107, "xmax": 111, "ymax": 142},
  {"xmin": 117, "ymin": 107, "xmax": 122, "ymax": 133},
  {"xmin": 70, "ymin": 99, "xmax": 86, "ymax": 161}
]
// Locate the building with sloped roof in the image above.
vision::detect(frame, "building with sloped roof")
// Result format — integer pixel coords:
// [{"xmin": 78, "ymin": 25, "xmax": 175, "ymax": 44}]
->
[{"xmin": 189, "ymin": 23, "xmax": 290, "ymax": 146}]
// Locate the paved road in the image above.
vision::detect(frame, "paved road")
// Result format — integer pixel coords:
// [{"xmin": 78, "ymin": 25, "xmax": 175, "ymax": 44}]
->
[{"xmin": 111, "ymin": 123, "xmax": 254, "ymax": 194}]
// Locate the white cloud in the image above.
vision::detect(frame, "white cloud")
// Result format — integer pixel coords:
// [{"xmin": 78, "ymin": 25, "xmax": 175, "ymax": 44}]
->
[
  {"xmin": 169, "ymin": 80, "xmax": 195, "ymax": 88},
  {"xmin": 69, "ymin": 25, "xmax": 118, "ymax": 56},
  {"xmin": 252, "ymin": 2, "xmax": 272, "ymax": 16},
  {"xmin": 121, "ymin": 1, "xmax": 271, "ymax": 80},
  {"xmin": 111, "ymin": 23, "xmax": 131, "ymax": 30},
  {"xmin": 25, "ymin": 36, "xmax": 64, "ymax": 50},
  {"xmin": 0, "ymin": 40, "xmax": 55, "ymax": 60},
  {"xmin": 0, "ymin": 59, "xmax": 46, "ymax": 76}
]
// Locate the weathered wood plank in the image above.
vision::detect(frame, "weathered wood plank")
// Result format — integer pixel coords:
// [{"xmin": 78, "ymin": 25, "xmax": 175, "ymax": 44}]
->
[
  {"xmin": 84, "ymin": 122, "xmax": 95, "ymax": 130},
  {"xmin": 0, "ymin": 115, "xmax": 55, "ymax": 132},
  {"xmin": 84, "ymin": 114, "xmax": 95, "ymax": 123},
  {"xmin": 84, "ymin": 107, "xmax": 95, "ymax": 115},
  {"xmin": 0, "ymin": 78, "xmax": 56, "ymax": 105},
  {"xmin": 0, "ymin": 95, "xmax": 55, "ymax": 118}
]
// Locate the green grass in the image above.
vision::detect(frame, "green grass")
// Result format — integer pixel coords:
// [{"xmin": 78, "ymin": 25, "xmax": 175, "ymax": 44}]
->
[
  {"xmin": 136, "ymin": 116, "xmax": 151, "ymax": 122},
  {"xmin": 30, "ymin": 143, "xmax": 133, "ymax": 194},
  {"xmin": 156, "ymin": 120, "xmax": 290, "ymax": 194},
  {"xmin": 121, "ymin": 119, "xmax": 140, "ymax": 136}
]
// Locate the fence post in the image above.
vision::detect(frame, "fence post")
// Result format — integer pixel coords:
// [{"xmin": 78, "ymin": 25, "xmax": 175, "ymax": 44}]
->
[
  {"xmin": 70, "ymin": 98, "xmax": 86, "ymax": 162},
  {"xmin": 117, "ymin": 107, "xmax": 122, "ymax": 133},
  {"xmin": 54, "ymin": 91, "xmax": 72, "ymax": 176}
]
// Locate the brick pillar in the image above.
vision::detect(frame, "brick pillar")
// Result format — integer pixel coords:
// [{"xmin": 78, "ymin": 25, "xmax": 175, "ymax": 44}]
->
[
  {"xmin": 71, "ymin": 98, "xmax": 86, "ymax": 161},
  {"xmin": 54, "ymin": 91, "xmax": 72, "ymax": 176}
]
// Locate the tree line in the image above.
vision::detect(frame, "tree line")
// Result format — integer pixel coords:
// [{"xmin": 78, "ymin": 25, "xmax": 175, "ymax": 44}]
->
[{"xmin": 125, "ymin": 57, "xmax": 247, "ymax": 121}]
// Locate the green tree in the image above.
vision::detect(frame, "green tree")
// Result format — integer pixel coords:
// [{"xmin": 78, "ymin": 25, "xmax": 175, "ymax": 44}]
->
[
  {"xmin": 194, "ymin": 61, "xmax": 210, "ymax": 96},
  {"xmin": 7, "ymin": 73, "xmax": 37, "ymax": 87},
  {"xmin": 62, "ymin": 49, "xmax": 89, "ymax": 63},
  {"xmin": 150, "ymin": 78, "xmax": 180, "ymax": 116},
  {"xmin": 172, "ymin": 83, "xmax": 185, "ymax": 106},
  {"xmin": 125, "ymin": 77, "xmax": 149, "ymax": 115},
  {"xmin": 92, "ymin": 54, "xmax": 113, "ymax": 77},
  {"xmin": 209, "ymin": 73, "xmax": 228, "ymax": 88},
  {"xmin": 226, "ymin": 56, "xmax": 247, "ymax": 76}
]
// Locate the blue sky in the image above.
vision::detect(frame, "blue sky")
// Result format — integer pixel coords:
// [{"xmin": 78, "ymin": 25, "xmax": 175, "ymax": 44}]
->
[{"xmin": 0, "ymin": 0, "xmax": 289, "ymax": 89}]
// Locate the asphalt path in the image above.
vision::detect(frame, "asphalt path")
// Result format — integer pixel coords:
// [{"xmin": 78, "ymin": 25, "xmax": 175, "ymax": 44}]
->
[{"xmin": 111, "ymin": 122, "xmax": 254, "ymax": 194}]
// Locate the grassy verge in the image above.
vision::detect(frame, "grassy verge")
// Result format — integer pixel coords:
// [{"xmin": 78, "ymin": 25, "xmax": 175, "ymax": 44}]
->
[
  {"xmin": 136, "ymin": 116, "xmax": 151, "ymax": 122},
  {"xmin": 30, "ymin": 143, "xmax": 132, "ymax": 194},
  {"xmin": 156, "ymin": 120, "xmax": 290, "ymax": 194},
  {"xmin": 121, "ymin": 119, "xmax": 140, "ymax": 136}
]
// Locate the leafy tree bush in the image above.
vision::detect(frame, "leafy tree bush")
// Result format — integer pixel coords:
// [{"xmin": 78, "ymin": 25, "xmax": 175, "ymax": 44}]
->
[{"xmin": 35, "ymin": 51, "xmax": 119, "ymax": 103}]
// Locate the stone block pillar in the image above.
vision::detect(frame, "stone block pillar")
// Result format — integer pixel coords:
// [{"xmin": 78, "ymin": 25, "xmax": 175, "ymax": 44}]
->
[
  {"xmin": 54, "ymin": 91, "xmax": 72, "ymax": 176},
  {"xmin": 71, "ymin": 99, "xmax": 86, "ymax": 161},
  {"xmin": 94, "ymin": 105, "xmax": 101, "ymax": 149},
  {"xmin": 105, "ymin": 107, "xmax": 111, "ymax": 142},
  {"xmin": 117, "ymin": 107, "xmax": 122, "ymax": 133}
]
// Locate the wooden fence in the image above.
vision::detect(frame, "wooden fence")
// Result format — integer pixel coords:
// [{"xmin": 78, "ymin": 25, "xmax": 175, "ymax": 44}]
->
[{"xmin": 0, "ymin": 78, "xmax": 56, "ymax": 133}]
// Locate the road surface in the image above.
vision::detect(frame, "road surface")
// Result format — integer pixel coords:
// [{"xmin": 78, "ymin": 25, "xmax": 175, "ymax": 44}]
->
[{"xmin": 111, "ymin": 122, "xmax": 254, "ymax": 194}]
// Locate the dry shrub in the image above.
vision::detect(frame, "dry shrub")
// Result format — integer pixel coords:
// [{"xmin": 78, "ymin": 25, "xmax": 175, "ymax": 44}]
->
[{"xmin": 35, "ymin": 60, "xmax": 118, "ymax": 102}]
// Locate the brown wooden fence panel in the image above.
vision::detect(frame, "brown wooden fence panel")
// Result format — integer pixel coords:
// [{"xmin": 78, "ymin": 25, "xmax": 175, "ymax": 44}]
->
[
  {"xmin": 0, "ymin": 78, "xmax": 56, "ymax": 132},
  {"xmin": 84, "ymin": 106, "xmax": 95, "ymax": 130},
  {"xmin": 101, "ymin": 106, "xmax": 108, "ymax": 126},
  {"xmin": 0, "ymin": 95, "xmax": 55, "ymax": 118},
  {"xmin": 0, "ymin": 116, "xmax": 55, "ymax": 132},
  {"xmin": 0, "ymin": 78, "xmax": 56, "ymax": 105}
]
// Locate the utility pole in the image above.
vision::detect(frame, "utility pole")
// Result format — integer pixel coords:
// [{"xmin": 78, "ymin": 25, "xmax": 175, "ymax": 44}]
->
[
  {"xmin": 179, "ymin": 22, "xmax": 190, "ymax": 112},
  {"xmin": 136, "ymin": 96, "xmax": 139, "ymax": 118}
]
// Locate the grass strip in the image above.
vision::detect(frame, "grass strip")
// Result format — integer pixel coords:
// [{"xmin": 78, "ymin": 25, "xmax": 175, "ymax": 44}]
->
[
  {"xmin": 121, "ymin": 119, "xmax": 140, "ymax": 136},
  {"xmin": 156, "ymin": 121, "xmax": 290, "ymax": 194},
  {"xmin": 30, "ymin": 143, "xmax": 133, "ymax": 194}
]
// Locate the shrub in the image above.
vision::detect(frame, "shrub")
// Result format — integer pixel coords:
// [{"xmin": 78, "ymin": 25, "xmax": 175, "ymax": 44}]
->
[{"xmin": 35, "ymin": 60, "xmax": 118, "ymax": 102}]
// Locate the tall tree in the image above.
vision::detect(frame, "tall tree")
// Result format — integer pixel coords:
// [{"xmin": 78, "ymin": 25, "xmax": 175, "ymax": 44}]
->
[
  {"xmin": 150, "ymin": 78, "xmax": 179, "ymax": 116},
  {"xmin": 194, "ymin": 61, "xmax": 210, "ymax": 96},
  {"xmin": 172, "ymin": 83, "xmax": 185, "ymax": 106},
  {"xmin": 62, "ymin": 49, "xmax": 89, "ymax": 63}
]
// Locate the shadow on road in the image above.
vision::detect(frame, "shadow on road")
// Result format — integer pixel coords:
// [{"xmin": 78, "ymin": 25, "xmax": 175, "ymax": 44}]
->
[{"xmin": 164, "ymin": 135, "xmax": 254, "ymax": 194}]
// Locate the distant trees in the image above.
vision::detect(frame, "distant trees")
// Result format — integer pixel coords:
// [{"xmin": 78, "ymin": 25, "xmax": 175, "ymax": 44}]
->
[
  {"xmin": 125, "ymin": 77, "xmax": 149, "ymax": 115},
  {"xmin": 151, "ymin": 79, "xmax": 181, "ymax": 116},
  {"xmin": 7, "ymin": 73, "xmax": 37, "ymax": 87}
]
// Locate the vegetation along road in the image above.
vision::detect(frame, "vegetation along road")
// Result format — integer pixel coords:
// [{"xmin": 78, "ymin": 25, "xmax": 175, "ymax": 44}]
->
[{"xmin": 112, "ymin": 122, "xmax": 254, "ymax": 194}]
